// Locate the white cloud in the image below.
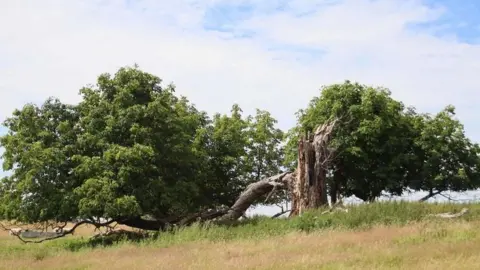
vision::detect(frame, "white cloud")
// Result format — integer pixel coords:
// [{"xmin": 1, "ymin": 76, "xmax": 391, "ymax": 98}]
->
[{"xmin": 0, "ymin": 0, "xmax": 479, "ymax": 139}]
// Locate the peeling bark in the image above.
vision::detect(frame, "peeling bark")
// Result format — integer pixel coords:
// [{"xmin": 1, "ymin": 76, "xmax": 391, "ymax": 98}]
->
[
  {"xmin": 290, "ymin": 119, "xmax": 337, "ymax": 216},
  {"xmin": 218, "ymin": 172, "xmax": 295, "ymax": 222}
]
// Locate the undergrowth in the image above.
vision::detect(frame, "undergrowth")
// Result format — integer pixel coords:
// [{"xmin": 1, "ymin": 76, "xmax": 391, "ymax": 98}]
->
[{"xmin": 1, "ymin": 201, "xmax": 479, "ymax": 259}]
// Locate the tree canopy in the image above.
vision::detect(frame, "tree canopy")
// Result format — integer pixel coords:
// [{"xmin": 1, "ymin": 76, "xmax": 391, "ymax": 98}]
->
[
  {"xmin": 0, "ymin": 67, "xmax": 479, "ymax": 232},
  {"xmin": 285, "ymin": 81, "xmax": 480, "ymax": 202},
  {"xmin": 0, "ymin": 66, "xmax": 285, "ymax": 227}
]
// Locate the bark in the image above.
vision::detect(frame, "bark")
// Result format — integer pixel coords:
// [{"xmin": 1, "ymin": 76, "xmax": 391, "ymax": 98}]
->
[
  {"xmin": 218, "ymin": 172, "xmax": 295, "ymax": 222},
  {"xmin": 290, "ymin": 119, "xmax": 337, "ymax": 216},
  {"xmin": 271, "ymin": 210, "xmax": 291, "ymax": 218},
  {"xmin": 118, "ymin": 217, "xmax": 172, "ymax": 231},
  {"xmin": 330, "ymin": 162, "xmax": 345, "ymax": 205},
  {"xmin": 289, "ymin": 138, "xmax": 306, "ymax": 217}
]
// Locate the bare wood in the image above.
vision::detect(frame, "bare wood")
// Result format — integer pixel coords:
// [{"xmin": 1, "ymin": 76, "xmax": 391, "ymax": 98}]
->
[
  {"xmin": 290, "ymin": 119, "xmax": 337, "ymax": 216},
  {"xmin": 427, "ymin": 208, "xmax": 469, "ymax": 219},
  {"xmin": 218, "ymin": 172, "xmax": 295, "ymax": 222}
]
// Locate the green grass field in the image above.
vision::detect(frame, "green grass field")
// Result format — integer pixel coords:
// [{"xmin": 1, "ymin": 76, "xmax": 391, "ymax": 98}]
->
[{"xmin": 1, "ymin": 201, "xmax": 479, "ymax": 269}]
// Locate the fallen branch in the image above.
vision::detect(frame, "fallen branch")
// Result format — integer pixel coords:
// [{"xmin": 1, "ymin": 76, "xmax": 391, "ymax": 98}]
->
[
  {"xmin": 320, "ymin": 205, "xmax": 349, "ymax": 215},
  {"xmin": 13, "ymin": 219, "xmax": 117, "ymax": 244},
  {"xmin": 427, "ymin": 208, "xmax": 469, "ymax": 219},
  {"xmin": 5, "ymin": 172, "xmax": 296, "ymax": 242},
  {"xmin": 418, "ymin": 190, "xmax": 443, "ymax": 202},
  {"xmin": 438, "ymin": 193, "xmax": 460, "ymax": 202},
  {"xmin": 217, "ymin": 172, "xmax": 295, "ymax": 222},
  {"xmin": 271, "ymin": 210, "xmax": 291, "ymax": 219}
]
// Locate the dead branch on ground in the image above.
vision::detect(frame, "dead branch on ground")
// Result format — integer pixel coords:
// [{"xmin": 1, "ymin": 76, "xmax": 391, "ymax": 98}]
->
[
  {"xmin": 426, "ymin": 208, "xmax": 469, "ymax": 219},
  {"xmin": 11, "ymin": 219, "xmax": 117, "ymax": 244}
]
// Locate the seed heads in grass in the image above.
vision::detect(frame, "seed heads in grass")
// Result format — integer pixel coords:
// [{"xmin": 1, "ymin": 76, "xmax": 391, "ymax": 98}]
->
[{"xmin": 33, "ymin": 249, "xmax": 49, "ymax": 261}]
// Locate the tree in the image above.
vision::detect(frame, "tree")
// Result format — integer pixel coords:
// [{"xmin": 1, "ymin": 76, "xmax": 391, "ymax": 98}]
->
[
  {"xmin": 194, "ymin": 104, "xmax": 251, "ymax": 207},
  {"xmin": 286, "ymin": 81, "xmax": 417, "ymax": 202},
  {"xmin": 0, "ymin": 66, "xmax": 286, "ymax": 233},
  {"xmin": 1, "ymin": 67, "xmax": 217, "ymax": 229},
  {"xmin": 0, "ymin": 98, "xmax": 79, "ymax": 223},
  {"xmin": 408, "ymin": 105, "xmax": 480, "ymax": 200},
  {"xmin": 2, "ymin": 66, "xmax": 479, "ymax": 241}
]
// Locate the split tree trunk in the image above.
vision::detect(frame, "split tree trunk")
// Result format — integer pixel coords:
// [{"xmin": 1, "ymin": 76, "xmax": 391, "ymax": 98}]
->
[{"xmin": 290, "ymin": 120, "xmax": 337, "ymax": 216}]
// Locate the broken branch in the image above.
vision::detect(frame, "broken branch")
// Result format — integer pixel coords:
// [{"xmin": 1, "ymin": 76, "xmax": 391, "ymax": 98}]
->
[{"xmin": 427, "ymin": 208, "xmax": 469, "ymax": 219}]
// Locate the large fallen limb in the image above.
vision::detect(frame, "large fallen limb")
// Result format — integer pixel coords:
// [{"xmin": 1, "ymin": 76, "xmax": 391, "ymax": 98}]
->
[
  {"xmin": 217, "ymin": 172, "xmax": 295, "ymax": 222},
  {"xmin": 4, "ymin": 172, "xmax": 296, "ymax": 242},
  {"xmin": 119, "ymin": 173, "xmax": 295, "ymax": 229}
]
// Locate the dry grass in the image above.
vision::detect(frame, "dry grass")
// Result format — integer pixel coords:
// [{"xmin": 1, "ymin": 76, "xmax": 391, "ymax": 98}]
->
[{"xmin": 1, "ymin": 220, "xmax": 480, "ymax": 270}]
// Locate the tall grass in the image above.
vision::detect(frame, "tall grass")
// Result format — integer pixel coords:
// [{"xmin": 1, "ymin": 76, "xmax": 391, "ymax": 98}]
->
[{"xmin": 1, "ymin": 201, "xmax": 478, "ymax": 258}]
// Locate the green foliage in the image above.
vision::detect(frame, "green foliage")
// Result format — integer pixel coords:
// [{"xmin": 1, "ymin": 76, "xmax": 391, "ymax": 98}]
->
[
  {"xmin": 0, "ymin": 98, "xmax": 79, "ymax": 222},
  {"xmin": 408, "ymin": 105, "xmax": 480, "ymax": 194},
  {"xmin": 245, "ymin": 109, "xmax": 285, "ymax": 204},
  {"xmin": 286, "ymin": 81, "xmax": 418, "ymax": 201},
  {"xmin": 0, "ymin": 66, "xmax": 479, "ymax": 225},
  {"xmin": 285, "ymin": 81, "xmax": 480, "ymax": 201},
  {"xmin": 0, "ymin": 66, "xmax": 285, "ymax": 223}
]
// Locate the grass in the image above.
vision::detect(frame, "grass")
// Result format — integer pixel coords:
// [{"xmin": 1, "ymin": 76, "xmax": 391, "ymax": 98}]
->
[{"xmin": 1, "ymin": 201, "xmax": 480, "ymax": 269}]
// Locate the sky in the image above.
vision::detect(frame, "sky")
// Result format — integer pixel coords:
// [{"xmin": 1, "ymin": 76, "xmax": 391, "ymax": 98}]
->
[{"xmin": 1, "ymin": 0, "xmax": 480, "ymax": 215}]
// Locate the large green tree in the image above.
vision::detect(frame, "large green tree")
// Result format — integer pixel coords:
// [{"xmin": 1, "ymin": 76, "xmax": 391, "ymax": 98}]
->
[
  {"xmin": 286, "ymin": 81, "xmax": 480, "ymax": 202},
  {"xmin": 245, "ymin": 109, "xmax": 286, "ymax": 206},
  {"xmin": 0, "ymin": 98, "xmax": 79, "ymax": 222},
  {"xmin": 408, "ymin": 105, "xmax": 480, "ymax": 200},
  {"xmin": 0, "ymin": 66, "xmax": 285, "ymax": 229},
  {"xmin": 285, "ymin": 81, "xmax": 421, "ymax": 202}
]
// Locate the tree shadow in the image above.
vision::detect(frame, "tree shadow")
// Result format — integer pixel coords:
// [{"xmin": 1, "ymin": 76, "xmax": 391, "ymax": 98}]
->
[{"xmin": 61, "ymin": 231, "xmax": 150, "ymax": 251}]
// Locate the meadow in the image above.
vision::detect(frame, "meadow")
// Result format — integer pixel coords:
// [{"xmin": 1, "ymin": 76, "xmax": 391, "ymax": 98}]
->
[{"xmin": 1, "ymin": 201, "xmax": 480, "ymax": 270}]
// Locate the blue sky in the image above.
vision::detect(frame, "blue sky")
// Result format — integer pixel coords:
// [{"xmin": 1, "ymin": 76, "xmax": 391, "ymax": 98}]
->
[
  {"xmin": 417, "ymin": 0, "xmax": 480, "ymax": 43},
  {"xmin": 1, "ymin": 0, "xmax": 480, "ymax": 208}
]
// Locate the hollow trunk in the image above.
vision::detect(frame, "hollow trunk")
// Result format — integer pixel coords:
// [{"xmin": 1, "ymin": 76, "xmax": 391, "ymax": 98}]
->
[{"xmin": 290, "ymin": 120, "xmax": 336, "ymax": 216}]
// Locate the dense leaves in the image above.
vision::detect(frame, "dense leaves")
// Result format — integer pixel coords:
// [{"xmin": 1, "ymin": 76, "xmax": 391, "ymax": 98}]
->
[
  {"xmin": 0, "ymin": 67, "xmax": 479, "ymax": 228},
  {"xmin": 0, "ymin": 66, "xmax": 285, "ymax": 224},
  {"xmin": 408, "ymin": 106, "xmax": 480, "ymax": 198},
  {"xmin": 285, "ymin": 81, "xmax": 480, "ymax": 202}
]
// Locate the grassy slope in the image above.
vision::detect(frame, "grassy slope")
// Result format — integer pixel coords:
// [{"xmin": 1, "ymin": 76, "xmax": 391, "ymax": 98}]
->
[{"xmin": 1, "ymin": 201, "xmax": 480, "ymax": 269}]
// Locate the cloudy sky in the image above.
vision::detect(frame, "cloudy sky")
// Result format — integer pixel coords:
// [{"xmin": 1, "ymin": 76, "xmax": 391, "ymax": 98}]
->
[{"xmin": 1, "ymin": 0, "xmax": 479, "ymax": 210}]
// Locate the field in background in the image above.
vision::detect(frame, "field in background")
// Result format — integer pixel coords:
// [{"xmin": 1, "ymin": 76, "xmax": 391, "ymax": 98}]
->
[{"xmin": 1, "ymin": 202, "xmax": 480, "ymax": 269}]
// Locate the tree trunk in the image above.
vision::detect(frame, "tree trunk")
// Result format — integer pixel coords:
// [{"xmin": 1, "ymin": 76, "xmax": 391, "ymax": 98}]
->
[
  {"xmin": 418, "ymin": 189, "xmax": 443, "ymax": 202},
  {"xmin": 290, "ymin": 120, "xmax": 336, "ymax": 216},
  {"xmin": 331, "ymin": 162, "xmax": 345, "ymax": 205},
  {"xmin": 218, "ymin": 172, "xmax": 294, "ymax": 222},
  {"xmin": 330, "ymin": 173, "xmax": 339, "ymax": 205}
]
